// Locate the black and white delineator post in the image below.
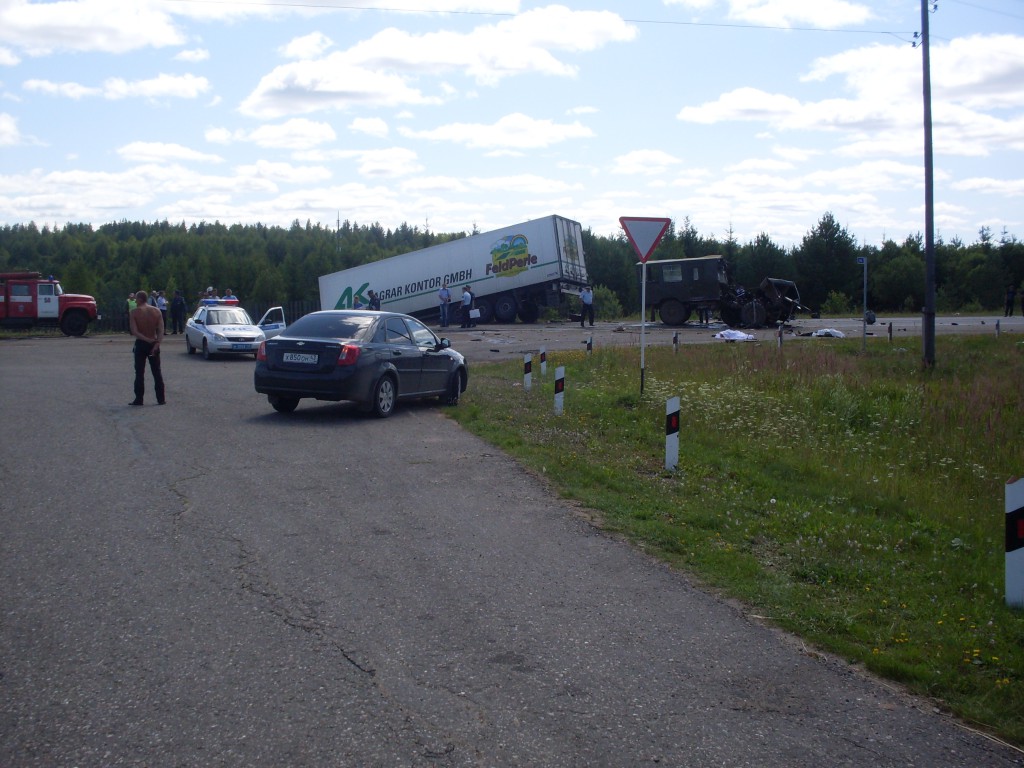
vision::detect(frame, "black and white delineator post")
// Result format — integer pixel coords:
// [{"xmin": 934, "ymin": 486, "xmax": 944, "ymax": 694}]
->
[
  {"xmin": 540, "ymin": 346, "xmax": 547, "ymax": 377},
  {"xmin": 665, "ymin": 396, "xmax": 680, "ymax": 471},
  {"xmin": 619, "ymin": 217, "xmax": 671, "ymax": 395},
  {"xmin": 554, "ymin": 366, "xmax": 565, "ymax": 416},
  {"xmin": 587, "ymin": 336, "xmax": 593, "ymax": 356},
  {"xmin": 523, "ymin": 354, "xmax": 532, "ymax": 392},
  {"xmin": 1006, "ymin": 478, "xmax": 1024, "ymax": 608},
  {"xmin": 673, "ymin": 331, "xmax": 679, "ymax": 353}
]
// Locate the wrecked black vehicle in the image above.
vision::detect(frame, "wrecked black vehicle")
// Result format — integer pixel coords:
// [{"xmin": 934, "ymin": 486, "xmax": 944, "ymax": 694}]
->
[{"xmin": 640, "ymin": 256, "xmax": 804, "ymax": 329}]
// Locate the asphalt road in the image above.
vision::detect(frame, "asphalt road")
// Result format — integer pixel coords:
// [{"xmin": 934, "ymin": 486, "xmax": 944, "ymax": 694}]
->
[
  {"xmin": 1, "ymin": 332, "xmax": 1022, "ymax": 767},
  {"xmin": 442, "ymin": 313, "xmax": 1024, "ymax": 363}
]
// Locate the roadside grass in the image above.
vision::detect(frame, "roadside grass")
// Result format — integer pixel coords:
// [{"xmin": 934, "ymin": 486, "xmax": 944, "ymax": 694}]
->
[{"xmin": 449, "ymin": 334, "xmax": 1024, "ymax": 745}]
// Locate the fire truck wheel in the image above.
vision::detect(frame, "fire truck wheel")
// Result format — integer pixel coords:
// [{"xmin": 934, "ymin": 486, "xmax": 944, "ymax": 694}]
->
[{"xmin": 60, "ymin": 311, "xmax": 88, "ymax": 337}]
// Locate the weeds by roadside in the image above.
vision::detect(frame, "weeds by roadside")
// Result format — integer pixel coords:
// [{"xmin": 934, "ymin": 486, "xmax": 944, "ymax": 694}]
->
[{"xmin": 450, "ymin": 335, "xmax": 1024, "ymax": 744}]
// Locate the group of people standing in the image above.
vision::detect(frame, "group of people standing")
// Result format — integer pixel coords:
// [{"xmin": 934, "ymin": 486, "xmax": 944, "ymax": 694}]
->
[
  {"xmin": 126, "ymin": 289, "xmax": 189, "ymax": 335},
  {"xmin": 436, "ymin": 281, "xmax": 478, "ymax": 329}
]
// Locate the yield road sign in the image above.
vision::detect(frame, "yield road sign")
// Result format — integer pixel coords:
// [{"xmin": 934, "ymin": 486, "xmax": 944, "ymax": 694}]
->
[{"xmin": 620, "ymin": 217, "xmax": 671, "ymax": 263}]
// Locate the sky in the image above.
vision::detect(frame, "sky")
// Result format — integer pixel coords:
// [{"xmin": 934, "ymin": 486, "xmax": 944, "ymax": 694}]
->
[{"xmin": 0, "ymin": 0, "xmax": 1022, "ymax": 250}]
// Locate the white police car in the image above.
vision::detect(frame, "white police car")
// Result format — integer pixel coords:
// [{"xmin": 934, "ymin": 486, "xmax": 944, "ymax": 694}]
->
[{"xmin": 185, "ymin": 300, "xmax": 287, "ymax": 360}]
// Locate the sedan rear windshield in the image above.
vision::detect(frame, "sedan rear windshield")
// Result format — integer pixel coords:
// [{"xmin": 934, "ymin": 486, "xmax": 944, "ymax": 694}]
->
[{"xmin": 286, "ymin": 313, "xmax": 375, "ymax": 340}]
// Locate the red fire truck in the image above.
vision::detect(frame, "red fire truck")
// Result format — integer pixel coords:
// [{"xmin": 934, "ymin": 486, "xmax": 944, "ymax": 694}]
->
[{"xmin": 0, "ymin": 271, "xmax": 99, "ymax": 336}]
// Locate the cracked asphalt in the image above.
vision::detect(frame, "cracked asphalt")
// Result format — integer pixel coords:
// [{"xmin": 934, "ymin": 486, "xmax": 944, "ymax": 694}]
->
[{"xmin": 1, "ymin": 331, "xmax": 1022, "ymax": 767}]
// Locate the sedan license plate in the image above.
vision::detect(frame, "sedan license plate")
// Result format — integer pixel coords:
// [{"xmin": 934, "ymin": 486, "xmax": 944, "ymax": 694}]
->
[
  {"xmin": 283, "ymin": 352, "xmax": 318, "ymax": 364},
  {"xmin": 231, "ymin": 343, "xmax": 251, "ymax": 351}
]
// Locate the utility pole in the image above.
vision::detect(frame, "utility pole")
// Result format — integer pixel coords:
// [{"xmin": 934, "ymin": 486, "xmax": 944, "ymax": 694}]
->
[{"xmin": 920, "ymin": 0, "xmax": 937, "ymax": 367}]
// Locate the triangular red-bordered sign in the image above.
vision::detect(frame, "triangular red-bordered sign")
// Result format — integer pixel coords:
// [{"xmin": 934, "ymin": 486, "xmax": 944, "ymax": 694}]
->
[{"xmin": 619, "ymin": 217, "xmax": 671, "ymax": 263}]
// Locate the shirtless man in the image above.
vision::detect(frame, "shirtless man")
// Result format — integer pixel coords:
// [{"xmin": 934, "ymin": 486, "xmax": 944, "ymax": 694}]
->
[{"xmin": 128, "ymin": 290, "xmax": 166, "ymax": 406}]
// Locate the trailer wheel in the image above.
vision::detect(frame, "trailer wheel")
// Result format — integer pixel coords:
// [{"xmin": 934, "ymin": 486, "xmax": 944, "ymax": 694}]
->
[
  {"xmin": 720, "ymin": 305, "xmax": 742, "ymax": 328},
  {"xmin": 658, "ymin": 299, "xmax": 690, "ymax": 326},
  {"xmin": 60, "ymin": 311, "xmax": 88, "ymax": 337},
  {"xmin": 473, "ymin": 297, "xmax": 493, "ymax": 324},
  {"xmin": 493, "ymin": 294, "xmax": 517, "ymax": 323},
  {"xmin": 741, "ymin": 300, "xmax": 767, "ymax": 328},
  {"xmin": 517, "ymin": 301, "xmax": 539, "ymax": 324}
]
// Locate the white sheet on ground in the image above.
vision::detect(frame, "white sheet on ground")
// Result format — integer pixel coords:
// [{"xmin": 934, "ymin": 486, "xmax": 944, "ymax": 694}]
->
[{"xmin": 714, "ymin": 329, "xmax": 756, "ymax": 341}]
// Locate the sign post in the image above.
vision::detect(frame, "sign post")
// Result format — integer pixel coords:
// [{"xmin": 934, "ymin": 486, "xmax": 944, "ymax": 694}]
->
[
  {"xmin": 619, "ymin": 217, "xmax": 671, "ymax": 395},
  {"xmin": 665, "ymin": 396, "xmax": 680, "ymax": 471},
  {"xmin": 1007, "ymin": 478, "xmax": 1024, "ymax": 607},
  {"xmin": 857, "ymin": 256, "xmax": 868, "ymax": 352},
  {"xmin": 554, "ymin": 366, "xmax": 565, "ymax": 416}
]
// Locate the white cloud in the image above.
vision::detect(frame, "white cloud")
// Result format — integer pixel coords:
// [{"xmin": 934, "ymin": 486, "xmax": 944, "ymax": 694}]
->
[
  {"xmin": 678, "ymin": 86, "xmax": 801, "ymax": 125},
  {"xmin": 23, "ymin": 79, "xmax": 100, "ymax": 99},
  {"xmin": 352, "ymin": 147, "xmax": 424, "ymax": 178},
  {"xmin": 236, "ymin": 159, "xmax": 331, "ymax": 185},
  {"xmin": 246, "ymin": 118, "xmax": 337, "ymax": 150},
  {"xmin": 240, "ymin": 59, "xmax": 441, "ymax": 119},
  {"xmin": 205, "ymin": 118, "xmax": 337, "ymax": 150},
  {"xmin": 0, "ymin": 112, "xmax": 21, "ymax": 145},
  {"xmin": 678, "ymin": 34, "xmax": 1024, "ymax": 162},
  {"xmin": 727, "ymin": 158, "xmax": 793, "ymax": 172},
  {"xmin": 117, "ymin": 142, "xmax": 223, "ymax": 165},
  {"xmin": 175, "ymin": 48, "xmax": 209, "ymax": 63},
  {"xmin": 468, "ymin": 174, "xmax": 579, "ymax": 194},
  {"xmin": 399, "ymin": 113, "xmax": 592, "ymax": 150},
  {"xmin": 103, "ymin": 73, "xmax": 211, "ymax": 100},
  {"xmin": 24, "ymin": 73, "xmax": 210, "ymax": 101},
  {"xmin": 611, "ymin": 149, "xmax": 684, "ymax": 175},
  {"xmin": 0, "ymin": 46, "xmax": 19, "ymax": 66},
  {"xmin": 0, "ymin": 0, "xmax": 185, "ymax": 55},
  {"xmin": 280, "ymin": 32, "xmax": 334, "ymax": 60},
  {"xmin": 240, "ymin": 7, "xmax": 634, "ymax": 118},
  {"xmin": 952, "ymin": 177, "xmax": 1024, "ymax": 197},
  {"xmin": 349, "ymin": 117, "xmax": 389, "ymax": 138},
  {"xmin": 662, "ymin": 0, "xmax": 873, "ymax": 28}
]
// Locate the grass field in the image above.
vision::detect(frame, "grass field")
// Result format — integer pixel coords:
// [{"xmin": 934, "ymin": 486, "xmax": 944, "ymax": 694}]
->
[{"xmin": 449, "ymin": 334, "xmax": 1024, "ymax": 745}]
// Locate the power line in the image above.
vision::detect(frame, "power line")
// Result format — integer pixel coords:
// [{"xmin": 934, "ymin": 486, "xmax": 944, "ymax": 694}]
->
[
  {"xmin": 945, "ymin": 0, "xmax": 1024, "ymax": 22},
  {"xmin": 161, "ymin": 0, "xmax": 916, "ymax": 39}
]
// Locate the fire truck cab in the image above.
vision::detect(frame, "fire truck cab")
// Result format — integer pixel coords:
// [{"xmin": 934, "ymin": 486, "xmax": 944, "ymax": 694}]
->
[{"xmin": 0, "ymin": 272, "xmax": 99, "ymax": 336}]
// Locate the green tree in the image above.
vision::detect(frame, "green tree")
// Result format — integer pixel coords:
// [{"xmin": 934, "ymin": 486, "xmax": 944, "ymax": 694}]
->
[{"xmin": 793, "ymin": 213, "xmax": 859, "ymax": 311}]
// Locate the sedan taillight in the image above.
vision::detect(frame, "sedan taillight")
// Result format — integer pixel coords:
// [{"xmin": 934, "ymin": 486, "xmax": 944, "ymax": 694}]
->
[
  {"xmin": 337, "ymin": 344, "xmax": 361, "ymax": 366},
  {"xmin": 256, "ymin": 341, "xmax": 267, "ymax": 362}
]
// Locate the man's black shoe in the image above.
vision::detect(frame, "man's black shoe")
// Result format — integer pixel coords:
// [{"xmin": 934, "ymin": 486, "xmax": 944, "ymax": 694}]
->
[{"xmin": 129, "ymin": 400, "xmax": 143, "ymax": 406}]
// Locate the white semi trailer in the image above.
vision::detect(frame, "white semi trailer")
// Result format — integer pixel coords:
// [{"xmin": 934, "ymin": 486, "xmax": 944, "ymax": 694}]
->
[{"xmin": 318, "ymin": 215, "xmax": 589, "ymax": 324}]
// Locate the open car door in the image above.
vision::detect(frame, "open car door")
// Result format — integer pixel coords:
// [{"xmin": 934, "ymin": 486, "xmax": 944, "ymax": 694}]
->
[{"xmin": 258, "ymin": 306, "xmax": 287, "ymax": 339}]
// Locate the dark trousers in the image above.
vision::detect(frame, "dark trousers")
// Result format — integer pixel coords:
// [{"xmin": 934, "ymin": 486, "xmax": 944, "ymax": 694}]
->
[
  {"xmin": 580, "ymin": 304, "xmax": 594, "ymax": 326},
  {"xmin": 171, "ymin": 311, "xmax": 185, "ymax": 333},
  {"xmin": 133, "ymin": 341, "xmax": 165, "ymax": 403}
]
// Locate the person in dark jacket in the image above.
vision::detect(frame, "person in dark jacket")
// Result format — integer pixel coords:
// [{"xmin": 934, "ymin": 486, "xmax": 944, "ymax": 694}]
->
[{"xmin": 170, "ymin": 289, "xmax": 187, "ymax": 334}]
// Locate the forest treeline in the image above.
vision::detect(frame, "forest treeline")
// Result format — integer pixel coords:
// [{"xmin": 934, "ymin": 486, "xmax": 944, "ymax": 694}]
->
[{"xmin": 1, "ymin": 213, "xmax": 1021, "ymax": 322}]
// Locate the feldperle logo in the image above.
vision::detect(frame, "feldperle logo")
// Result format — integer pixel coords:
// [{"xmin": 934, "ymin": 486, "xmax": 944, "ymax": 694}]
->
[{"xmin": 486, "ymin": 234, "xmax": 537, "ymax": 278}]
